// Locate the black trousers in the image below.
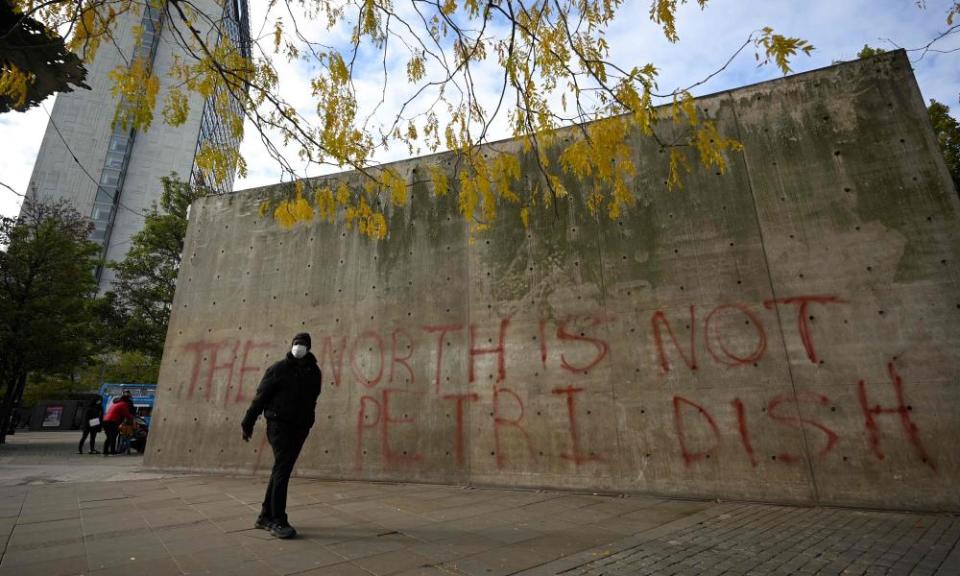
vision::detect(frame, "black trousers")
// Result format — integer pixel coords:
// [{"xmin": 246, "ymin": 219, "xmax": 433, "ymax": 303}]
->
[
  {"xmin": 261, "ymin": 420, "xmax": 309, "ymax": 524},
  {"xmin": 79, "ymin": 427, "xmax": 100, "ymax": 452},
  {"xmin": 102, "ymin": 421, "xmax": 120, "ymax": 455}
]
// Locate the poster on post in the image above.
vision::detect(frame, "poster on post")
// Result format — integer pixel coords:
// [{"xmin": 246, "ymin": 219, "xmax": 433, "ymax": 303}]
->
[{"xmin": 42, "ymin": 406, "xmax": 63, "ymax": 428}]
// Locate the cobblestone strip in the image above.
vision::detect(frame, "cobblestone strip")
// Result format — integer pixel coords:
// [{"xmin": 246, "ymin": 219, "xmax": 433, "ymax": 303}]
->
[{"xmin": 530, "ymin": 505, "xmax": 960, "ymax": 576}]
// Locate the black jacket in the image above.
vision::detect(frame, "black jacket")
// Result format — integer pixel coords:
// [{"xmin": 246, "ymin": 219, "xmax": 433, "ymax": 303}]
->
[
  {"xmin": 242, "ymin": 352, "xmax": 322, "ymax": 431},
  {"xmin": 82, "ymin": 403, "xmax": 103, "ymax": 431}
]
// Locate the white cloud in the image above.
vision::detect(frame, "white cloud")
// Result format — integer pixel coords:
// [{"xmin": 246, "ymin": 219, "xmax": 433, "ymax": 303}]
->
[
  {"xmin": 2, "ymin": 0, "xmax": 958, "ymax": 215},
  {"xmin": 0, "ymin": 99, "xmax": 54, "ymax": 218}
]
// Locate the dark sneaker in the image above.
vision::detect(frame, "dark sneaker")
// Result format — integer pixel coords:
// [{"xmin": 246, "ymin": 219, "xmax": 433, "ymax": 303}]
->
[
  {"xmin": 254, "ymin": 515, "xmax": 273, "ymax": 530},
  {"xmin": 270, "ymin": 522, "xmax": 296, "ymax": 539}
]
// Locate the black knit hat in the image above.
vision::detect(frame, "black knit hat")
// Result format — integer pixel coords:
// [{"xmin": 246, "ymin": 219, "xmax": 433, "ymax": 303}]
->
[{"xmin": 292, "ymin": 332, "xmax": 312, "ymax": 349}]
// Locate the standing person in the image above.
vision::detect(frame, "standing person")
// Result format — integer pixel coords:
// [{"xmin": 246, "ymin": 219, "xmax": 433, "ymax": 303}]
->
[
  {"xmin": 102, "ymin": 395, "xmax": 134, "ymax": 456},
  {"xmin": 120, "ymin": 390, "xmax": 135, "ymax": 417},
  {"xmin": 241, "ymin": 333, "xmax": 322, "ymax": 539},
  {"xmin": 78, "ymin": 399, "xmax": 103, "ymax": 454},
  {"xmin": 117, "ymin": 392, "xmax": 136, "ymax": 454}
]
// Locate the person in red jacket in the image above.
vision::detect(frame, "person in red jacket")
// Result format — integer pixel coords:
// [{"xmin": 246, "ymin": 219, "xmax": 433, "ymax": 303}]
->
[{"xmin": 102, "ymin": 394, "xmax": 134, "ymax": 456}]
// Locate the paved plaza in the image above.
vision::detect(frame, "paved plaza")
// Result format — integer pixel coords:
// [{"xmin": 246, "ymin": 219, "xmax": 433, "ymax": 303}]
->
[{"xmin": 0, "ymin": 432, "xmax": 957, "ymax": 575}]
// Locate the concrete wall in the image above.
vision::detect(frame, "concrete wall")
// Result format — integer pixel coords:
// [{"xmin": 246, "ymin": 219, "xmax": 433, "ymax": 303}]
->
[{"xmin": 145, "ymin": 51, "xmax": 960, "ymax": 511}]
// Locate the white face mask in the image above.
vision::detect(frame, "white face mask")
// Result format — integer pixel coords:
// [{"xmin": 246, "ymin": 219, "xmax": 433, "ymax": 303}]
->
[{"xmin": 291, "ymin": 344, "xmax": 308, "ymax": 359}]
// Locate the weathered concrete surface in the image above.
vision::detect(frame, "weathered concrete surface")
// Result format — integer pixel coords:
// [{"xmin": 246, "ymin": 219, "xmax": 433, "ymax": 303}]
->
[{"xmin": 145, "ymin": 51, "xmax": 960, "ymax": 511}]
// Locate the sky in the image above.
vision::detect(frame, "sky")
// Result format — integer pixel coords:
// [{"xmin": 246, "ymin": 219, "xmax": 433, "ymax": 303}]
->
[{"xmin": 1, "ymin": 0, "xmax": 958, "ymax": 219}]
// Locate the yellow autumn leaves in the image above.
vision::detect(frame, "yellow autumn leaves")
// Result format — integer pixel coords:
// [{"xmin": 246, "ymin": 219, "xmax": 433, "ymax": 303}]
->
[
  {"xmin": 3, "ymin": 0, "xmax": 824, "ymax": 244},
  {"xmin": 108, "ymin": 58, "xmax": 159, "ymax": 131},
  {"xmin": 0, "ymin": 67, "xmax": 32, "ymax": 111},
  {"xmin": 255, "ymin": 97, "xmax": 744, "ymax": 241},
  {"xmin": 261, "ymin": 179, "xmax": 387, "ymax": 240}
]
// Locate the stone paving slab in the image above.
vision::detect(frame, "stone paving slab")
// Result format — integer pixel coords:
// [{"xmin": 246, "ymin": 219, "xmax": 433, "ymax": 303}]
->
[
  {"xmin": 0, "ymin": 470, "xmax": 702, "ymax": 576},
  {"xmin": 0, "ymin": 473, "xmax": 956, "ymax": 575},
  {"xmin": 1, "ymin": 433, "xmax": 958, "ymax": 575}
]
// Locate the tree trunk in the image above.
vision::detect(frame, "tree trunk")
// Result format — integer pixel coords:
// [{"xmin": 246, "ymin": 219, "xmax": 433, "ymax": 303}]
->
[
  {"xmin": 0, "ymin": 377, "xmax": 13, "ymax": 444},
  {"xmin": 0, "ymin": 371, "xmax": 27, "ymax": 444}
]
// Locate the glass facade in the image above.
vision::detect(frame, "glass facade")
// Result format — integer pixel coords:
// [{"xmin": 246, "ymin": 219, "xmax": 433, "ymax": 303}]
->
[
  {"xmin": 190, "ymin": 0, "xmax": 251, "ymax": 195},
  {"xmin": 90, "ymin": 4, "xmax": 164, "ymax": 265},
  {"xmin": 91, "ymin": 1, "xmax": 251, "ymax": 278}
]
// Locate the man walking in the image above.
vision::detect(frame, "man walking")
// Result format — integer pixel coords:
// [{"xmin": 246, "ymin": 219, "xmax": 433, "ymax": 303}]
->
[{"xmin": 241, "ymin": 333, "xmax": 322, "ymax": 539}]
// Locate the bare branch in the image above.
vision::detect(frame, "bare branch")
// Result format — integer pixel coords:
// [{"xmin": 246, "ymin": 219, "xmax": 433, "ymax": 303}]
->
[{"xmin": 0, "ymin": 181, "xmax": 25, "ymax": 198}]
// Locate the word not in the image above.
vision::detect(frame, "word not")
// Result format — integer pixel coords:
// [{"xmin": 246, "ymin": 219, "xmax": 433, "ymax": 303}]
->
[{"xmin": 652, "ymin": 295, "xmax": 845, "ymax": 373}]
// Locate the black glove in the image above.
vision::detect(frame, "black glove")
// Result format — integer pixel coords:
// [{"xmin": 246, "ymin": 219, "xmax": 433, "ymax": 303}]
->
[{"xmin": 241, "ymin": 421, "xmax": 253, "ymax": 442}]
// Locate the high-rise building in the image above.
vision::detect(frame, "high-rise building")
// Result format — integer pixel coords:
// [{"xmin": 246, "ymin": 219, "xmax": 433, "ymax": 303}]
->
[{"xmin": 24, "ymin": 0, "xmax": 250, "ymax": 290}]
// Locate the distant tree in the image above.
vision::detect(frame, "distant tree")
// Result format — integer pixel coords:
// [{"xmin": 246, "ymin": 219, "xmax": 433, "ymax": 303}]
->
[
  {"xmin": 97, "ymin": 350, "xmax": 161, "ymax": 383},
  {"xmin": 19, "ymin": 372, "xmax": 83, "ymax": 408},
  {"xmin": 857, "ymin": 45, "xmax": 886, "ymax": 58},
  {"xmin": 108, "ymin": 176, "xmax": 205, "ymax": 361},
  {"xmin": 928, "ymin": 99, "xmax": 960, "ymax": 191},
  {"xmin": 0, "ymin": 0, "xmax": 89, "ymax": 113},
  {"xmin": 22, "ymin": 350, "xmax": 160, "ymax": 406},
  {"xmin": 0, "ymin": 200, "xmax": 100, "ymax": 443},
  {"xmin": 857, "ymin": 47, "xmax": 959, "ymax": 191}
]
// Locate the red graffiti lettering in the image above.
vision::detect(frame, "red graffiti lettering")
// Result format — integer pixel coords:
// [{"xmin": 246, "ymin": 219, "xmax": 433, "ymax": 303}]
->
[
  {"xmin": 767, "ymin": 391, "xmax": 838, "ymax": 463},
  {"xmin": 538, "ymin": 320, "xmax": 548, "ymax": 368},
  {"xmin": 469, "ymin": 318, "xmax": 510, "ymax": 383},
  {"xmin": 389, "ymin": 329, "xmax": 416, "ymax": 387},
  {"xmin": 704, "ymin": 304, "xmax": 767, "ymax": 366},
  {"xmin": 207, "ymin": 341, "xmax": 239, "ymax": 402},
  {"xmin": 234, "ymin": 340, "xmax": 272, "ymax": 404},
  {"xmin": 350, "ymin": 331, "xmax": 384, "ymax": 388},
  {"xmin": 381, "ymin": 389, "xmax": 423, "ymax": 465},
  {"xmin": 441, "ymin": 393, "xmax": 479, "ymax": 466},
  {"xmin": 355, "ymin": 395, "xmax": 381, "ymax": 471},
  {"xmin": 651, "ymin": 306, "xmax": 698, "ymax": 374},
  {"xmin": 317, "ymin": 335, "xmax": 346, "ymax": 387},
  {"xmin": 764, "ymin": 295, "xmax": 846, "ymax": 364},
  {"xmin": 182, "ymin": 340, "xmax": 218, "ymax": 399},
  {"xmin": 731, "ymin": 398, "xmax": 757, "ymax": 467},
  {"xmin": 857, "ymin": 362, "xmax": 936, "ymax": 471},
  {"xmin": 423, "ymin": 324, "xmax": 463, "ymax": 394},
  {"xmin": 552, "ymin": 386, "xmax": 603, "ymax": 466},
  {"xmin": 673, "ymin": 396, "xmax": 721, "ymax": 467},
  {"xmin": 557, "ymin": 316, "xmax": 611, "ymax": 374},
  {"xmin": 493, "ymin": 386, "xmax": 533, "ymax": 469}
]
